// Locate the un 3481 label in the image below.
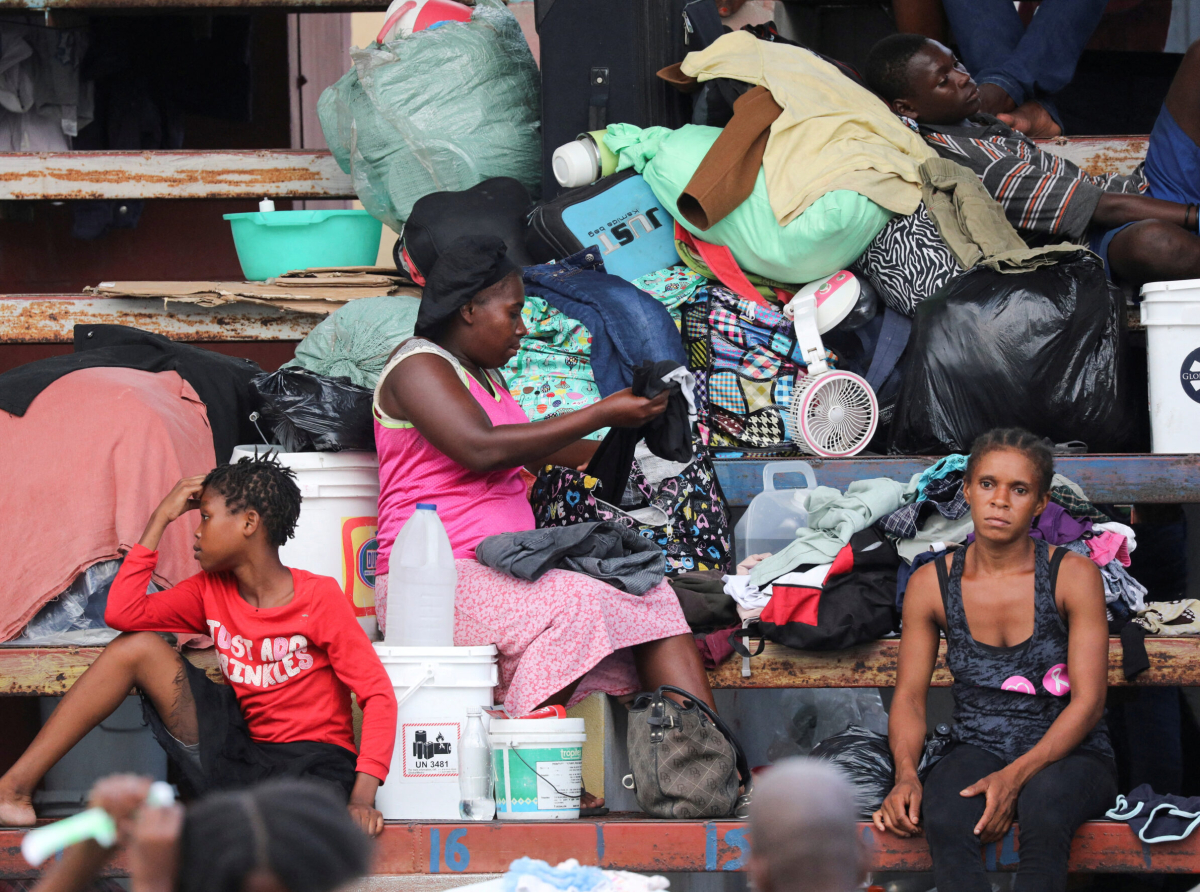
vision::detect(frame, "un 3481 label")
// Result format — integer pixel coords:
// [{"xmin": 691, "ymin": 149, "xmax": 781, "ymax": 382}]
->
[{"xmin": 402, "ymin": 722, "xmax": 459, "ymax": 778}]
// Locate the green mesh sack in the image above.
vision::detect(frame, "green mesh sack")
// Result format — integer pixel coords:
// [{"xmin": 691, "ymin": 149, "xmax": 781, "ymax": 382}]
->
[
  {"xmin": 605, "ymin": 123, "xmax": 892, "ymax": 284},
  {"xmin": 283, "ymin": 295, "xmax": 421, "ymax": 389},
  {"xmin": 318, "ymin": 0, "xmax": 541, "ymax": 233}
]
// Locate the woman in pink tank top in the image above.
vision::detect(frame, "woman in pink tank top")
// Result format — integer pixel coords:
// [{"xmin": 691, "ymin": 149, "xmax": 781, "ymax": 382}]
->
[{"xmin": 374, "ymin": 237, "xmax": 715, "ymax": 741}]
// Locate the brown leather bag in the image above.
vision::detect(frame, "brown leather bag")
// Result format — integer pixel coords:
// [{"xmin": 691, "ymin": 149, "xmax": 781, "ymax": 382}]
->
[{"xmin": 623, "ymin": 685, "xmax": 752, "ymax": 819}]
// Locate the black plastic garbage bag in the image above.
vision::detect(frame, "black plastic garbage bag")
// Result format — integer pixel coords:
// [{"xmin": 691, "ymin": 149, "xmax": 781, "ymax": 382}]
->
[
  {"xmin": 889, "ymin": 251, "xmax": 1141, "ymax": 454},
  {"xmin": 809, "ymin": 725, "xmax": 896, "ymax": 817},
  {"xmin": 810, "ymin": 724, "xmax": 953, "ymax": 817},
  {"xmin": 252, "ymin": 368, "xmax": 374, "ymax": 453}
]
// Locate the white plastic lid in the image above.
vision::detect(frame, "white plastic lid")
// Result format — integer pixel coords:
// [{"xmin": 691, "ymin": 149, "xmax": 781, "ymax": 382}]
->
[
  {"xmin": 259, "ymin": 198, "xmax": 275, "ymax": 213},
  {"xmin": 1141, "ymin": 278, "xmax": 1200, "ymax": 298},
  {"xmin": 229, "ymin": 445, "xmax": 378, "ymax": 469},
  {"xmin": 489, "ymin": 717, "xmax": 586, "ymax": 733},
  {"xmin": 373, "ymin": 643, "xmax": 497, "ymax": 658},
  {"xmin": 552, "ymin": 140, "xmax": 599, "ymax": 188}
]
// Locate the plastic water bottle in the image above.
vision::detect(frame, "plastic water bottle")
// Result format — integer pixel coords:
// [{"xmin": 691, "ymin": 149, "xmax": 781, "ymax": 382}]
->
[
  {"xmin": 386, "ymin": 504, "xmax": 457, "ymax": 647},
  {"xmin": 458, "ymin": 707, "xmax": 495, "ymax": 820}
]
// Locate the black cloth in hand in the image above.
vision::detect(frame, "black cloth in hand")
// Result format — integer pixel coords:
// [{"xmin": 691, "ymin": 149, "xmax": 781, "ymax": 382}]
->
[{"xmin": 586, "ymin": 359, "xmax": 693, "ymax": 503}]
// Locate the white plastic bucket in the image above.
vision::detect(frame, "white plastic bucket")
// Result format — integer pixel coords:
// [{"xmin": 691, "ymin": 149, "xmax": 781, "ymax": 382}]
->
[
  {"xmin": 1140, "ymin": 281, "xmax": 1200, "ymax": 452},
  {"xmin": 230, "ymin": 447, "xmax": 380, "ymax": 638},
  {"xmin": 373, "ymin": 644, "xmax": 498, "ymax": 820},
  {"xmin": 489, "ymin": 717, "xmax": 586, "ymax": 820}
]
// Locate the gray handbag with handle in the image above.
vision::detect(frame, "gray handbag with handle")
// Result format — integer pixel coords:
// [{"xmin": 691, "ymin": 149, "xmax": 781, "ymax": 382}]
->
[{"xmin": 623, "ymin": 685, "xmax": 752, "ymax": 819}]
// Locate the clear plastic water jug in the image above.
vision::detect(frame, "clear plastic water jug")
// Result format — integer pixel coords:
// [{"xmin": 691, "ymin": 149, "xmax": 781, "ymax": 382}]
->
[
  {"xmin": 733, "ymin": 461, "xmax": 818, "ymax": 561},
  {"xmin": 386, "ymin": 504, "xmax": 457, "ymax": 646}
]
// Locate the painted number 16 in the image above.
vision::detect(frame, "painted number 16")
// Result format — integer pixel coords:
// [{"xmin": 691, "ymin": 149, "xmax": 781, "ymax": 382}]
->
[{"xmin": 429, "ymin": 828, "xmax": 470, "ymax": 873}]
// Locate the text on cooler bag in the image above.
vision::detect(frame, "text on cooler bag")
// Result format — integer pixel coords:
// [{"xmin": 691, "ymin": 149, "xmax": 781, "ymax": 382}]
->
[{"xmin": 587, "ymin": 207, "xmax": 665, "ymax": 255}]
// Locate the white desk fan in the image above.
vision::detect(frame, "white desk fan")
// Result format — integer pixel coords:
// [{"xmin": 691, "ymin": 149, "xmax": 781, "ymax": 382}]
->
[{"xmin": 783, "ymin": 272, "xmax": 879, "ymax": 457}]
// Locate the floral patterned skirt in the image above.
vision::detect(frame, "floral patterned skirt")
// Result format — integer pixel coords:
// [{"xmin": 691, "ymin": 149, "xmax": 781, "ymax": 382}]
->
[{"xmin": 375, "ymin": 560, "xmax": 690, "ymax": 716}]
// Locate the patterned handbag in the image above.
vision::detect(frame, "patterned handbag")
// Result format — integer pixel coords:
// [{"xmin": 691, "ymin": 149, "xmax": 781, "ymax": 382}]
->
[
  {"xmin": 701, "ymin": 285, "xmax": 803, "ymax": 451},
  {"xmin": 624, "ymin": 685, "xmax": 751, "ymax": 819},
  {"xmin": 529, "ymin": 451, "xmax": 731, "ymax": 575}
]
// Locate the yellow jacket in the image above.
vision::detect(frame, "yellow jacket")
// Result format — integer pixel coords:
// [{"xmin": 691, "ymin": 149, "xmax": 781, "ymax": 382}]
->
[{"xmin": 681, "ymin": 32, "xmax": 936, "ymax": 224}]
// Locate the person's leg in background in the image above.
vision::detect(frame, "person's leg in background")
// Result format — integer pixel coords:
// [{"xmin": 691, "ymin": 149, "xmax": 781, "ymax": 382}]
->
[
  {"xmin": 1108, "ymin": 40, "xmax": 1200, "ymax": 282},
  {"xmin": 940, "ymin": 0, "xmax": 1026, "ymax": 113},
  {"xmin": 633, "ymin": 634, "xmax": 716, "ymax": 710},
  {"xmin": 1011, "ymin": 752, "xmax": 1118, "ymax": 892},
  {"xmin": 943, "ymin": 0, "xmax": 1109, "ymax": 134},
  {"xmin": 1140, "ymin": 38, "xmax": 1200, "ymax": 207},
  {"xmin": 921, "ymin": 743, "xmax": 1006, "ymax": 892}
]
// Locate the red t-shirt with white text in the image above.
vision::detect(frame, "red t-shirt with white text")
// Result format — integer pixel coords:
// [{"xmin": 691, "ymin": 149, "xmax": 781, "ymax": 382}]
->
[{"xmin": 106, "ymin": 545, "xmax": 397, "ymax": 782}]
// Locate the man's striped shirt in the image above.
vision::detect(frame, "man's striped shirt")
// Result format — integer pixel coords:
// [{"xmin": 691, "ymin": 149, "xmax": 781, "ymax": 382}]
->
[{"xmin": 913, "ymin": 115, "xmax": 1146, "ymax": 242}]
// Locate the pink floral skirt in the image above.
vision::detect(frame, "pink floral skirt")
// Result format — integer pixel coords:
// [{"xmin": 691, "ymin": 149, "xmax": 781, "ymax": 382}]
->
[{"xmin": 375, "ymin": 560, "xmax": 690, "ymax": 716}]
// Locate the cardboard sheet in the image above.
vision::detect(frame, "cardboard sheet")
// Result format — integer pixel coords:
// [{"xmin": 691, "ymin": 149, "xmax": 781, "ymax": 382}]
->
[{"xmin": 86, "ymin": 274, "xmax": 420, "ymax": 315}]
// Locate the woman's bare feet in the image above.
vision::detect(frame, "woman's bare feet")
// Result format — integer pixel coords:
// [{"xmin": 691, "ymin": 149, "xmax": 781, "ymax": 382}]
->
[
  {"xmin": 0, "ymin": 783, "xmax": 36, "ymax": 827},
  {"xmin": 580, "ymin": 790, "xmax": 605, "ymax": 810},
  {"xmin": 997, "ymin": 100, "xmax": 1062, "ymax": 138}
]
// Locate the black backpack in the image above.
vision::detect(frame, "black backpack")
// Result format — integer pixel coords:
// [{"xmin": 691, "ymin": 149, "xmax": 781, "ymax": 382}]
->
[{"xmin": 735, "ymin": 527, "xmax": 900, "ymax": 653}]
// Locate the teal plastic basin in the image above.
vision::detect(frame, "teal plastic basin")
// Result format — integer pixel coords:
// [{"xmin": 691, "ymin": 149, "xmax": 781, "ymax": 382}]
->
[{"xmin": 223, "ymin": 209, "xmax": 383, "ymax": 281}]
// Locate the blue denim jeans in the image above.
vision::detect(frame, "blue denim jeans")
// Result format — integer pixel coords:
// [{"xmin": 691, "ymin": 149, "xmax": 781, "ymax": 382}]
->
[
  {"xmin": 943, "ymin": 0, "xmax": 1109, "ymax": 117},
  {"xmin": 523, "ymin": 248, "xmax": 686, "ymax": 397}
]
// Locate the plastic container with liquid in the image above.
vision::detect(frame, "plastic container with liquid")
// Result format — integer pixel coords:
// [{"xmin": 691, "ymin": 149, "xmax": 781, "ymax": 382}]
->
[
  {"xmin": 733, "ymin": 461, "xmax": 818, "ymax": 561},
  {"xmin": 386, "ymin": 504, "xmax": 457, "ymax": 647},
  {"xmin": 459, "ymin": 706, "xmax": 496, "ymax": 820}
]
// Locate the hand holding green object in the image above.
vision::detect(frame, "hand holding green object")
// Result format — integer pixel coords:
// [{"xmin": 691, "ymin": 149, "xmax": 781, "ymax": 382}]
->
[{"xmin": 21, "ymin": 779, "xmax": 175, "ymax": 866}]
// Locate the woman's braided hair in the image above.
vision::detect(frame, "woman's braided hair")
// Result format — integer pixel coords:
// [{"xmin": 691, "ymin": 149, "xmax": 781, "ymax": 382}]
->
[
  {"xmin": 965, "ymin": 428, "xmax": 1054, "ymax": 497},
  {"xmin": 178, "ymin": 779, "xmax": 371, "ymax": 892},
  {"xmin": 202, "ymin": 454, "xmax": 301, "ymax": 547}
]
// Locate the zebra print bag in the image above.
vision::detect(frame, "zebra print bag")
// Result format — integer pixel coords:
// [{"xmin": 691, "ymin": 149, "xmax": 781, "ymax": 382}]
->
[{"xmin": 851, "ymin": 204, "xmax": 961, "ymax": 317}]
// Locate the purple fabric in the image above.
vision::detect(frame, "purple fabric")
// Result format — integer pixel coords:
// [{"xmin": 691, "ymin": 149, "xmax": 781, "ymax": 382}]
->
[
  {"xmin": 966, "ymin": 502, "xmax": 1093, "ymax": 547},
  {"xmin": 1030, "ymin": 502, "xmax": 1092, "ymax": 544}
]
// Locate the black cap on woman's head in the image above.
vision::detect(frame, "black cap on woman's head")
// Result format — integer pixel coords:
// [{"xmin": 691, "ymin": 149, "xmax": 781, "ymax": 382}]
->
[
  {"xmin": 413, "ymin": 235, "xmax": 519, "ymax": 337},
  {"xmin": 401, "ymin": 177, "xmax": 532, "ymax": 281}
]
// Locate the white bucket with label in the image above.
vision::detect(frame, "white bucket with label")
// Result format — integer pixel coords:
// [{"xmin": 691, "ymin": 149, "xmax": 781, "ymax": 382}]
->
[
  {"xmin": 489, "ymin": 717, "xmax": 586, "ymax": 821},
  {"xmin": 230, "ymin": 446, "xmax": 380, "ymax": 638},
  {"xmin": 1140, "ymin": 281, "xmax": 1200, "ymax": 452},
  {"xmin": 373, "ymin": 644, "xmax": 497, "ymax": 820}
]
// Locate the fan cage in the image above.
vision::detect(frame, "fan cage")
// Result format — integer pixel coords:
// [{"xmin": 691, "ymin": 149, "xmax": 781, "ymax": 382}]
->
[{"xmin": 788, "ymin": 370, "xmax": 879, "ymax": 458}]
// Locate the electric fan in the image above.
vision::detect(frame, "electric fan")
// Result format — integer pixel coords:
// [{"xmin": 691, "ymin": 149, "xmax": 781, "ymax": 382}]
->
[{"xmin": 784, "ymin": 277, "xmax": 878, "ymax": 457}]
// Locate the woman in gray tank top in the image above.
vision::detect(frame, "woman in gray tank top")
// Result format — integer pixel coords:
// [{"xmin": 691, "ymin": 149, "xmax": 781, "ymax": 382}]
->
[{"xmin": 872, "ymin": 428, "xmax": 1116, "ymax": 892}]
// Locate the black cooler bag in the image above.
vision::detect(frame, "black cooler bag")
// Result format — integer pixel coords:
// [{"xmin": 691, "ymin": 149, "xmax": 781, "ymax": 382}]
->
[{"xmin": 739, "ymin": 528, "xmax": 901, "ymax": 653}]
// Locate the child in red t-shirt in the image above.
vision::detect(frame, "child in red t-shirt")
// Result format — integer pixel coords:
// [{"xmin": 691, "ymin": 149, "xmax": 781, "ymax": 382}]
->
[{"xmin": 0, "ymin": 456, "xmax": 397, "ymax": 837}]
